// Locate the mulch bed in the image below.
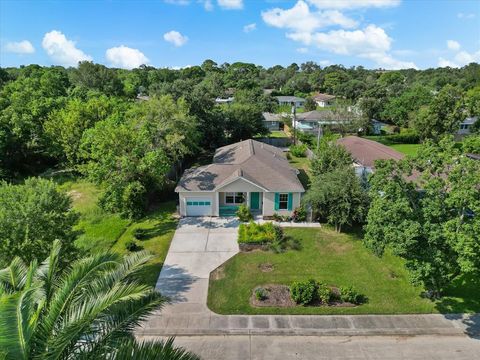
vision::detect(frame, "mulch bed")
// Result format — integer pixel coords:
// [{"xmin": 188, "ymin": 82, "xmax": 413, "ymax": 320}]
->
[
  {"xmin": 258, "ymin": 263, "xmax": 274, "ymax": 272},
  {"xmin": 250, "ymin": 285, "xmax": 295, "ymax": 307}
]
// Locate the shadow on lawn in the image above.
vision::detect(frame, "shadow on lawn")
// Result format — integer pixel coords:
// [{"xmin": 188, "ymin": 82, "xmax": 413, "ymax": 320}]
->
[{"xmin": 436, "ymin": 274, "xmax": 480, "ymax": 339}]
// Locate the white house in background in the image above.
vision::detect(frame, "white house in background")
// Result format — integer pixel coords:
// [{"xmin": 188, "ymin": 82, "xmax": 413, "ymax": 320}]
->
[
  {"xmin": 215, "ymin": 97, "xmax": 234, "ymax": 104},
  {"xmin": 337, "ymin": 136, "xmax": 405, "ymax": 177},
  {"xmin": 175, "ymin": 139, "xmax": 304, "ymax": 217},
  {"xmin": 313, "ymin": 93, "xmax": 336, "ymax": 107},
  {"xmin": 457, "ymin": 117, "xmax": 478, "ymax": 136},
  {"xmin": 293, "ymin": 110, "xmax": 351, "ymax": 133},
  {"xmin": 371, "ymin": 119, "xmax": 387, "ymax": 135},
  {"xmin": 276, "ymin": 96, "xmax": 306, "ymax": 108},
  {"xmin": 262, "ymin": 112, "xmax": 283, "ymax": 131}
]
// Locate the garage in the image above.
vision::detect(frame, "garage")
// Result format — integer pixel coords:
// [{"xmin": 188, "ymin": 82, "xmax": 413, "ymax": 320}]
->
[{"xmin": 185, "ymin": 197, "xmax": 212, "ymax": 216}]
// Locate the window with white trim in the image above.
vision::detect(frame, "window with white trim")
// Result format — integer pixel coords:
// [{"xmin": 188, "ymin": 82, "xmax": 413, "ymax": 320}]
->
[
  {"xmin": 225, "ymin": 192, "xmax": 244, "ymax": 204},
  {"xmin": 279, "ymin": 193, "xmax": 289, "ymax": 210}
]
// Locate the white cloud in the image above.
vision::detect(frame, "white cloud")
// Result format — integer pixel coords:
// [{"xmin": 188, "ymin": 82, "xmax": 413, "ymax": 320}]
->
[
  {"xmin": 288, "ymin": 25, "xmax": 416, "ymax": 69},
  {"xmin": 202, "ymin": 0, "xmax": 213, "ymax": 11},
  {"xmin": 163, "ymin": 30, "xmax": 189, "ymax": 47},
  {"xmin": 296, "ymin": 47, "xmax": 309, "ymax": 53},
  {"xmin": 307, "ymin": 0, "xmax": 400, "ymax": 9},
  {"xmin": 438, "ymin": 49, "xmax": 480, "ymax": 68},
  {"xmin": 42, "ymin": 30, "xmax": 92, "ymax": 66},
  {"xmin": 5, "ymin": 40, "xmax": 35, "ymax": 54},
  {"xmin": 105, "ymin": 46, "xmax": 149, "ymax": 69},
  {"xmin": 319, "ymin": 60, "xmax": 331, "ymax": 66},
  {"xmin": 217, "ymin": 0, "xmax": 243, "ymax": 9},
  {"xmin": 447, "ymin": 40, "xmax": 460, "ymax": 51},
  {"xmin": 457, "ymin": 12, "xmax": 476, "ymax": 19},
  {"xmin": 262, "ymin": 0, "xmax": 357, "ymax": 33},
  {"xmin": 243, "ymin": 23, "xmax": 256, "ymax": 33}
]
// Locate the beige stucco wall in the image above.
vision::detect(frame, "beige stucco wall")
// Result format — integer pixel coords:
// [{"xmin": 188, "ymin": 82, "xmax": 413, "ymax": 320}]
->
[
  {"xmin": 263, "ymin": 192, "xmax": 302, "ymax": 216},
  {"xmin": 178, "ymin": 191, "xmax": 218, "ymax": 216}
]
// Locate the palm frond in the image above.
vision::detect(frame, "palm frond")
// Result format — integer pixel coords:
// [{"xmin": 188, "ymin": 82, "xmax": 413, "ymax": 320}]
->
[
  {"xmin": 0, "ymin": 257, "xmax": 30, "ymax": 293},
  {"xmin": 37, "ymin": 239, "xmax": 62, "ymax": 304},
  {"xmin": 108, "ymin": 337, "xmax": 200, "ymax": 360},
  {"xmin": 0, "ymin": 288, "xmax": 43, "ymax": 360}
]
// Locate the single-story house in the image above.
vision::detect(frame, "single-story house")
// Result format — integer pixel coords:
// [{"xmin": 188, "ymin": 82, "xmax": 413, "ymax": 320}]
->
[
  {"xmin": 262, "ymin": 112, "xmax": 283, "ymax": 131},
  {"xmin": 276, "ymin": 96, "xmax": 306, "ymax": 108},
  {"xmin": 337, "ymin": 136, "xmax": 404, "ymax": 177},
  {"xmin": 294, "ymin": 110, "xmax": 351, "ymax": 133},
  {"xmin": 457, "ymin": 117, "xmax": 478, "ymax": 136},
  {"xmin": 175, "ymin": 139, "xmax": 305, "ymax": 217},
  {"xmin": 371, "ymin": 119, "xmax": 387, "ymax": 135},
  {"xmin": 313, "ymin": 93, "xmax": 336, "ymax": 107}
]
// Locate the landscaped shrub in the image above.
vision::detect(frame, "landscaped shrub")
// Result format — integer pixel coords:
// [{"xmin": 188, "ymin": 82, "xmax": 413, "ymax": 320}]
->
[
  {"xmin": 290, "ymin": 279, "xmax": 318, "ymax": 305},
  {"xmin": 125, "ymin": 240, "xmax": 141, "ymax": 252},
  {"xmin": 297, "ymin": 132, "xmax": 315, "ymax": 147},
  {"xmin": 292, "ymin": 206, "xmax": 307, "ymax": 222},
  {"xmin": 236, "ymin": 204, "xmax": 253, "ymax": 222},
  {"xmin": 272, "ymin": 213, "xmax": 291, "ymax": 222},
  {"xmin": 317, "ymin": 283, "xmax": 333, "ymax": 304},
  {"xmin": 340, "ymin": 286, "xmax": 366, "ymax": 305},
  {"xmin": 289, "ymin": 143, "xmax": 308, "ymax": 157},
  {"xmin": 255, "ymin": 287, "xmax": 268, "ymax": 301},
  {"xmin": 238, "ymin": 222, "xmax": 277, "ymax": 244},
  {"xmin": 133, "ymin": 228, "xmax": 148, "ymax": 240}
]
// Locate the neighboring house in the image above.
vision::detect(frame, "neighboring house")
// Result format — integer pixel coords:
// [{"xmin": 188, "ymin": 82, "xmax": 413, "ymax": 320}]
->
[
  {"xmin": 175, "ymin": 139, "xmax": 305, "ymax": 217},
  {"xmin": 136, "ymin": 94, "xmax": 150, "ymax": 102},
  {"xmin": 371, "ymin": 119, "xmax": 387, "ymax": 135},
  {"xmin": 294, "ymin": 110, "xmax": 350, "ymax": 133},
  {"xmin": 457, "ymin": 117, "xmax": 478, "ymax": 136},
  {"xmin": 276, "ymin": 96, "xmax": 306, "ymax": 108},
  {"xmin": 262, "ymin": 112, "xmax": 283, "ymax": 131},
  {"xmin": 337, "ymin": 136, "xmax": 404, "ymax": 177},
  {"xmin": 215, "ymin": 97, "xmax": 234, "ymax": 104},
  {"xmin": 313, "ymin": 93, "xmax": 336, "ymax": 107}
]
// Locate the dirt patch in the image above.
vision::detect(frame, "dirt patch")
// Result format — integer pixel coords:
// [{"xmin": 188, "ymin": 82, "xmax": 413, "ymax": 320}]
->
[
  {"xmin": 251, "ymin": 284, "xmax": 295, "ymax": 307},
  {"xmin": 210, "ymin": 265, "xmax": 225, "ymax": 280},
  {"xmin": 258, "ymin": 263, "xmax": 274, "ymax": 272},
  {"xmin": 67, "ymin": 190, "xmax": 82, "ymax": 201},
  {"xmin": 324, "ymin": 241, "xmax": 353, "ymax": 254}
]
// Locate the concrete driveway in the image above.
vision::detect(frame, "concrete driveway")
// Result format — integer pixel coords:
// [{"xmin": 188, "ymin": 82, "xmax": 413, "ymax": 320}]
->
[{"xmin": 154, "ymin": 216, "xmax": 239, "ymax": 315}]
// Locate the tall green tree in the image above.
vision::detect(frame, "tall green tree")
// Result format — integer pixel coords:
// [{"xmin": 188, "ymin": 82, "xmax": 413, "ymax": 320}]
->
[
  {"xmin": 0, "ymin": 241, "xmax": 198, "ymax": 360},
  {"xmin": 364, "ymin": 137, "xmax": 480, "ymax": 296},
  {"xmin": 0, "ymin": 178, "xmax": 78, "ymax": 267},
  {"xmin": 411, "ymin": 85, "xmax": 464, "ymax": 139},
  {"xmin": 303, "ymin": 166, "xmax": 369, "ymax": 232},
  {"xmin": 311, "ymin": 140, "xmax": 352, "ymax": 177}
]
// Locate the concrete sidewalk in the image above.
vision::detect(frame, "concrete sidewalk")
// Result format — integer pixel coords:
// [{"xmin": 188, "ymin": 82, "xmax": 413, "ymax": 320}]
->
[{"xmin": 138, "ymin": 313, "xmax": 479, "ymax": 337}]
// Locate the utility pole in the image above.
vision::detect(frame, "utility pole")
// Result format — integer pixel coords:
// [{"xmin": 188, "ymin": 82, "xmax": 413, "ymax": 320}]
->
[
  {"xmin": 316, "ymin": 122, "xmax": 323, "ymax": 150},
  {"xmin": 291, "ymin": 104, "xmax": 296, "ymax": 145}
]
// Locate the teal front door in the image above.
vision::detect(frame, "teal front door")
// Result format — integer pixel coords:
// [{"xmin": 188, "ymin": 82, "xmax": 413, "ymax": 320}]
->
[{"xmin": 250, "ymin": 192, "xmax": 260, "ymax": 210}]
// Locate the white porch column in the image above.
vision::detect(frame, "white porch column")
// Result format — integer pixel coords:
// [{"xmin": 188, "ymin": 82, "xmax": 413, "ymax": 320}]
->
[
  {"xmin": 245, "ymin": 192, "xmax": 250, "ymax": 208},
  {"xmin": 216, "ymin": 192, "xmax": 220, "ymax": 216}
]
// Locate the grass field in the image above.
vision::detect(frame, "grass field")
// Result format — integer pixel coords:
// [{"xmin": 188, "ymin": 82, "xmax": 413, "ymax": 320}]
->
[
  {"xmin": 388, "ymin": 143, "xmax": 421, "ymax": 156},
  {"xmin": 58, "ymin": 178, "xmax": 177, "ymax": 287},
  {"xmin": 288, "ymin": 154, "xmax": 311, "ymax": 189},
  {"xmin": 268, "ymin": 130, "xmax": 289, "ymax": 138},
  {"xmin": 207, "ymin": 227, "xmax": 480, "ymax": 315}
]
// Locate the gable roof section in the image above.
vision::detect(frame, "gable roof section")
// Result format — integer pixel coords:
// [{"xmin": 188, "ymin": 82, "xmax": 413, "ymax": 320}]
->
[
  {"xmin": 176, "ymin": 139, "xmax": 305, "ymax": 192},
  {"xmin": 337, "ymin": 136, "xmax": 404, "ymax": 168}
]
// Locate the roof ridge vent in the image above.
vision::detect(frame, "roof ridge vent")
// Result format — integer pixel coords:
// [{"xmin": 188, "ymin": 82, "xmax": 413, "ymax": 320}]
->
[{"xmin": 249, "ymin": 139, "xmax": 255, "ymax": 156}]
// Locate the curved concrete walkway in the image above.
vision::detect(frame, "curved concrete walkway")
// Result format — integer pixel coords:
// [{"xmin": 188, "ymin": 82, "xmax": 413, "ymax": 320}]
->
[{"xmin": 138, "ymin": 218, "xmax": 479, "ymax": 339}]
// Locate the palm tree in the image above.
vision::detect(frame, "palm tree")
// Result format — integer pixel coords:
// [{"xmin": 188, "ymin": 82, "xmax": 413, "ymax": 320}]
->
[{"xmin": 0, "ymin": 240, "xmax": 198, "ymax": 360}]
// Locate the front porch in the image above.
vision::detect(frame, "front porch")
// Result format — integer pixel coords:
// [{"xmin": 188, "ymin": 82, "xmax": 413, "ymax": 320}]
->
[{"xmin": 219, "ymin": 191, "xmax": 263, "ymax": 217}]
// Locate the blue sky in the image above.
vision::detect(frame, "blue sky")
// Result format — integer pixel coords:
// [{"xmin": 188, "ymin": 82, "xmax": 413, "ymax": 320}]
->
[{"xmin": 1, "ymin": 0, "xmax": 479, "ymax": 70}]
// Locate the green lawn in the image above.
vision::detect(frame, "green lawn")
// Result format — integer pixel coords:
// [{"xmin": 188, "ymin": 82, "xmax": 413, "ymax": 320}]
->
[
  {"xmin": 58, "ymin": 178, "xmax": 177, "ymax": 287},
  {"xmin": 268, "ymin": 130, "xmax": 289, "ymax": 139},
  {"xmin": 388, "ymin": 144, "xmax": 421, "ymax": 156},
  {"xmin": 288, "ymin": 154, "xmax": 311, "ymax": 189},
  {"xmin": 207, "ymin": 227, "xmax": 480, "ymax": 315}
]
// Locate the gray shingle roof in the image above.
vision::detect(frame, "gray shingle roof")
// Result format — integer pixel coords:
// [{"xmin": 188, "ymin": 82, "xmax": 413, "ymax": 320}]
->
[
  {"xmin": 176, "ymin": 139, "xmax": 305, "ymax": 192},
  {"xmin": 276, "ymin": 96, "xmax": 306, "ymax": 102}
]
